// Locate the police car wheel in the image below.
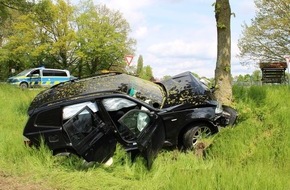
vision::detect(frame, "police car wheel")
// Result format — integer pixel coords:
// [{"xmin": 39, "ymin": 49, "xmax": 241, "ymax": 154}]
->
[{"xmin": 20, "ymin": 83, "xmax": 28, "ymax": 89}]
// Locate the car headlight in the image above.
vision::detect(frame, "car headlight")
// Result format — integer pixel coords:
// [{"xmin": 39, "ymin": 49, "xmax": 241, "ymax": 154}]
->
[
  {"xmin": 8, "ymin": 79, "xmax": 20, "ymax": 83},
  {"xmin": 13, "ymin": 79, "xmax": 20, "ymax": 83},
  {"xmin": 215, "ymin": 102, "xmax": 223, "ymax": 114}
]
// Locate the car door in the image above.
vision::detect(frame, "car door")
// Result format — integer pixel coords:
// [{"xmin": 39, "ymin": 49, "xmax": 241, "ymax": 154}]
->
[
  {"xmin": 117, "ymin": 109, "xmax": 165, "ymax": 169},
  {"xmin": 29, "ymin": 69, "xmax": 41, "ymax": 87},
  {"xmin": 63, "ymin": 105, "xmax": 116, "ymax": 163}
]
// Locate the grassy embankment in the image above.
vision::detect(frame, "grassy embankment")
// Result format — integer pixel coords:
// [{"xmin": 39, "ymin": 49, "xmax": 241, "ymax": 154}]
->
[{"xmin": 0, "ymin": 84, "xmax": 289, "ymax": 190}]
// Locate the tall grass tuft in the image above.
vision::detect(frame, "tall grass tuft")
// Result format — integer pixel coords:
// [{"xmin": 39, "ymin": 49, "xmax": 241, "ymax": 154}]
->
[{"xmin": 0, "ymin": 84, "xmax": 290, "ymax": 189}]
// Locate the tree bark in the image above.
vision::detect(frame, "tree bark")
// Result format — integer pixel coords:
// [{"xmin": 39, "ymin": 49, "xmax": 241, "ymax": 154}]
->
[{"xmin": 214, "ymin": 0, "xmax": 232, "ymax": 105}]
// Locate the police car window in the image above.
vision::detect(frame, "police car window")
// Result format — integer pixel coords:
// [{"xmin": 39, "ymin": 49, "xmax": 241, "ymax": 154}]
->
[
  {"xmin": 63, "ymin": 102, "xmax": 98, "ymax": 120},
  {"xmin": 54, "ymin": 70, "xmax": 68, "ymax": 76},
  {"xmin": 30, "ymin": 69, "xmax": 40, "ymax": 76},
  {"xmin": 43, "ymin": 70, "xmax": 54, "ymax": 76}
]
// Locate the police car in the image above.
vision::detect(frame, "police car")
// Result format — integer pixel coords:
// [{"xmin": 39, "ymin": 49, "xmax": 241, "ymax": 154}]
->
[{"xmin": 7, "ymin": 67, "xmax": 75, "ymax": 88}]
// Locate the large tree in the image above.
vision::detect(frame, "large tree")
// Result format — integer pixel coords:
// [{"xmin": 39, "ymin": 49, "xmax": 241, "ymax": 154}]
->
[
  {"xmin": 214, "ymin": 0, "xmax": 232, "ymax": 105},
  {"xmin": 1, "ymin": 0, "xmax": 78, "ymax": 72},
  {"xmin": 136, "ymin": 55, "xmax": 143, "ymax": 77},
  {"xmin": 0, "ymin": 0, "xmax": 135, "ymax": 79},
  {"xmin": 139, "ymin": 65, "xmax": 154, "ymax": 81},
  {"xmin": 0, "ymin": 0, "xmax": 33, "ymax": 47},
  {"xmin": 26, "ymin": 0, "xmax": 78, "ymax": 69},
  {"xmin": 238, "ymin": 0, "xmax": 290, "ymax": 65},
  {"xmin": 76, "ymin": 0, "xmax": 136, "ymax": 77},
  {"xmin": 0, "ymin": 0, "xmax": 31, "ymax": 21},
  {"xmin": 0, "ymin": 0, "xmax": 34, "ymax": 79}
]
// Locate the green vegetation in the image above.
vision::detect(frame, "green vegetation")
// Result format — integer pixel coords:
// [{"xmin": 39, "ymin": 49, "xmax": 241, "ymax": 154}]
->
[
  {"xmin": 0, "ymin": 84, "xmax": 290, "ymax": 189},
  {"xmin": 0, "ymin": 0, "xmax": 135, "ymax": 80},
  {"xmin": 238, "ymin": 0, "xmax": 290, "ymax": 64}
]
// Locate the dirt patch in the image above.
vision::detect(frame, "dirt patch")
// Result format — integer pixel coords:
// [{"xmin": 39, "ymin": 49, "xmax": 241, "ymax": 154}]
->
[{"xmin": 0, "ymin": 172, "xmax": 52, "ymax": 190}]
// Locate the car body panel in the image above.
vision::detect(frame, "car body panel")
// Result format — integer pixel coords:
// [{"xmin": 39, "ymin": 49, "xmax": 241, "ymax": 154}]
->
[
  {"xmin": 159, "ymin": 71, "xmax": 214, "ymax": 108},
  {"xmin": 63, "ymin": 106, "xmax": 116, "ymax": 162},
  {"xmin": 159, "ymin": 105, "xmax": 219, "ymax": 145},
  {"xmin": 118, "ymin": 109, "xmax": 165, "ymax": 168}
]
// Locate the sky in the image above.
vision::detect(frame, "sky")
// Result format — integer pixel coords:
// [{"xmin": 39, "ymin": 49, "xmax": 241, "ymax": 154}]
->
[{"xmin": 73, "ymin": 0, "xmax": 258, "ymax": 79}]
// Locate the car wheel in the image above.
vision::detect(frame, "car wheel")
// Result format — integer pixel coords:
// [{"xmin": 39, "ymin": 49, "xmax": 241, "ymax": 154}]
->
[
  {"xmin": 222, "ymin": 105, "xmax": 238, "ymax": 126},
  {"xmin": 182, "ymin": 123, "xmax": 215, "ymax": 150},
  {"xmin": 20, "ymin": 82, "xmax": 28, "ymax": 89}
]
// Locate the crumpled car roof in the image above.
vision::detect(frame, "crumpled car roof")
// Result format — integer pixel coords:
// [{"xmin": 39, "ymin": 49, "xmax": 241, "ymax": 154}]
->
[{"xmin": 28, "ymin": 73, "xmax": 166, "ymax": 113}]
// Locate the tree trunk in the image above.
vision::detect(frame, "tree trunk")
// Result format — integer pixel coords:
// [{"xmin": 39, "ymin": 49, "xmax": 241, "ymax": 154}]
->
[{"xmin": 214, "ymin": 0, "xmax": 232, "ymax": 105}]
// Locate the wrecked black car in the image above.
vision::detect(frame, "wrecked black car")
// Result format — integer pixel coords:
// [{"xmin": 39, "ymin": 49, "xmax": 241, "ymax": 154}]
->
[{"xmin": 23, "ymin": 71, "xmax": 237, "ymax": 168}]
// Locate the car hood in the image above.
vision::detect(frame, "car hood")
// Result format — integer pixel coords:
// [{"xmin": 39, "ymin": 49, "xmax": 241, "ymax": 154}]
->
[
  {"xmin": 28, "ymin": 73, "xmax": 165, "ymax": 114},
  {"xmin": 159, "ymin": 71, "xmax": 215, "ymax": 108}
]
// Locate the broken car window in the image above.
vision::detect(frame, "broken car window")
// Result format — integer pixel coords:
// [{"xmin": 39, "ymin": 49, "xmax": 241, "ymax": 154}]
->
[
  {"xmin": 102, "ymin": 98, "xmax": 136, "ymax": 111},
  {"xmin": 118, "ymin": 110, "xmax": 150, "ymax": 136},
  {"xmin": 63, "ymin": 102, "xmax": 98, "ymax": 120},
  {"xmin": 63, "ymin": 106, "xmax": 106, "ymax": 151}
]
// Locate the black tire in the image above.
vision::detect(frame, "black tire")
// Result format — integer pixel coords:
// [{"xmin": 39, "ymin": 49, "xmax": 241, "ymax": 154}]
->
[
  {"xmin": 20, "ymin": 82, "xmax": 28, "ymax": 89},
  {"xmin": 182, "ymin": 123, "xmax": 216, "ymax": 150}
]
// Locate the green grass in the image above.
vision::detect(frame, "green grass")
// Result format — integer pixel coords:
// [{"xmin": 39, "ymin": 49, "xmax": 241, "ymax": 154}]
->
[{"xmin": 1, "ymin": 84, "xmax": 290, "ymax": 189}]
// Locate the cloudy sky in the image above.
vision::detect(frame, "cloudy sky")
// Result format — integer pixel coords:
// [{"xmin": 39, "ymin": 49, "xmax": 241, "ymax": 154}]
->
[{"xmin": 74, "ymin": 0, "xmax": 257, "ymax": 79}]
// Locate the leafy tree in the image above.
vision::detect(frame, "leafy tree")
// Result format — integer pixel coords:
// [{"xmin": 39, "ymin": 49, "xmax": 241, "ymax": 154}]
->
[
  {"xmin": 0, "ymin": 0, "xmax": 136, "ymax": 80},
  {"xmin": 1, "ymin": 0, "xmax": 77, "ymax": 74},
  {"xmin": 139, "ymin": 65, "xmax": 153, "ymax": 81},
  {"xmin": 136, "ymin": 55, "xmax": 143, "ymax": 77},
  {"xmin": 30, "ymin": 0, "xmax": 78, "ymax": 69},
  {"xmin": 234, "ymin": 74, "xmax": 246, "ymax": 85},
  {"xmin": 191, "ymin": 72, "xmax": 199, "ymax": 79},
  {"xmin": 236, "ymin": 74, "xmax": 244, "ymax": 82},
  {"xmin": 214, "ymin": 0, "xmax": 233, "ymax": 105},
  {"xmin": 234, "ymin": 71, "xmax": 264, "ymax": 86},
  {"xmin": 0, "ymin": 0, "xmax": 30, "ymax": 10},
  {"xmin": 0, "ymin": 12, "xmax": 35, "ymax": 78},
  {"xmin": 161, "ymin": 75, "xmax": 171, "ymax": 81},
  {"xmin": 238, "ymin": 0, "xmax": 290, "ymax": 65},
  {"xmin": 0, "ymin": 0, "xmax": 34, "ymax": 80},
  {"xmin": 75, "ymin": 0, "xmax": 136, "ymax": 77},
  {"xmin": 252, "ymin": 70, "xmax": 262, "ymax": 82},
  {"xmin": 0, "ymin": 0, "xmax": 31, "ymax": 23},
  {"xmin": 244, "ymin": 74, "xmax": 251, "ymax": 83},
  {"xmin": 0, "ymin": 0, "xmax": 33, "ymax": 48}
]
